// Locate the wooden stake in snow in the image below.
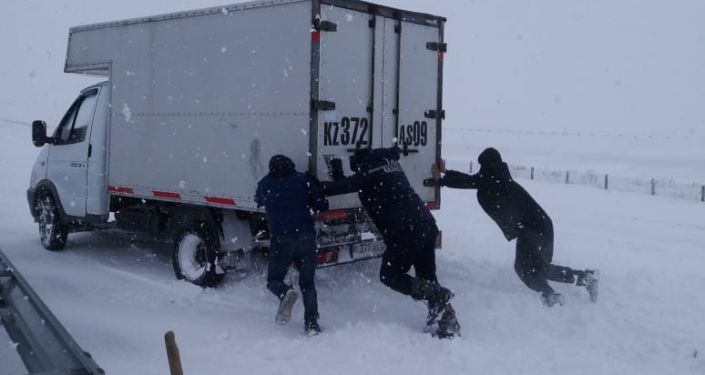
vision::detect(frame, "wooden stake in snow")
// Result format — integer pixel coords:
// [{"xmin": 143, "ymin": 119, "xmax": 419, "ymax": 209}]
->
[{"xmin": 165, "ymin": 331, "xmax": 185, "ymax": 375}]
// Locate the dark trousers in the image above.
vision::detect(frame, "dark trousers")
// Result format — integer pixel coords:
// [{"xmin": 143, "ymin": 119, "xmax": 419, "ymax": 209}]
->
[
  {"xmin": 267, "ymin": 234, "xmax": 318, "ymax": 321},
  {"xmin": 379, "ymin": 222, "xmax": 439, "ymax": 296},
  {"xmin": 514, "ymin": 226, "xmax": 582, "ymax": 294}
]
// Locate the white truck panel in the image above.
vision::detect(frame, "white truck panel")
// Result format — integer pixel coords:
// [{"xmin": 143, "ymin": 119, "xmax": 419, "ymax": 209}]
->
[
  {"xmin": 395, "ymin": 21, "xmax": 442, "ymax": 203},
  {"xmin": 86, "ymin": 83, "xmax": 110, "ymax": 216},
  {"xmin": 67, "ymin": 1, "xmax": 313, "ymax": 209}
]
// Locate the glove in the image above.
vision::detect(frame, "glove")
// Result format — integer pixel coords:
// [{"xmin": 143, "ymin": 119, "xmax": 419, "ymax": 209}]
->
[
  {"xmin": 423, "ymin": 178, "xmax": 439, "ymax": 187},
  {"xmin": 305, "ymin": 172, "xmax": 323, "ymax": 189},
  {"xmin": 328, "ymin": 158, "xmax": 345, "ymax": 180}
]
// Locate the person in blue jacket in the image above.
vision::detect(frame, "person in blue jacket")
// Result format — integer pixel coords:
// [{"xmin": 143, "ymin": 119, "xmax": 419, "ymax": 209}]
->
[
  {"xmin": 255, "ymin": 154, "xmax": 329, "ymax": 335},
  {"xmin": 323, "ymin": 146, "xmax": 458, "ymax": 337},
  {"xmin": 432, "ymin": 147, "xmax": 598, "ymax": 306}
]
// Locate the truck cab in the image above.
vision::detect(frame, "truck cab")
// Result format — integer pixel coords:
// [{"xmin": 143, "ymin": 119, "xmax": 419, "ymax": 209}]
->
[{"xmin": 28, "ymin": 82, "xmax": 110, "ymax": 249}]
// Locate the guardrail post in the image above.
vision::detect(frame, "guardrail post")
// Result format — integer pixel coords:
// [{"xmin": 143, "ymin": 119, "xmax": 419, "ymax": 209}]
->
[
  {"xmin": 604, "ymin": 174, "xmax": 609, "ymax": 190},
  {"xmin": 530, "ymin": 167, "xmax": 534, "ymax": 180},
  {"xmin": 651, "ymin": 178, "xmax": 656, "ymax": 195},
  {"xmin": 565, "ymin": 170, "xmax": 570, "ymax": 184}
]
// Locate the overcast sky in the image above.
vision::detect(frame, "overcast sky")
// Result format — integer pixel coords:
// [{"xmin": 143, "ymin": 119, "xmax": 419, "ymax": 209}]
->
[{"xmin": 2, "ymin": 0, "xmax": 704, "ymax": 137}]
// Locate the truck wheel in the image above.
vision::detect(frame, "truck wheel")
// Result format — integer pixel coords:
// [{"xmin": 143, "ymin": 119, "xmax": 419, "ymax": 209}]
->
[
  {"xmin": 172, "ymin": 224, "xmax": 225, "ymax": 287},
  {"xmin": 36, "ymin": 193, "xmax": 68, "ymax": 251}
]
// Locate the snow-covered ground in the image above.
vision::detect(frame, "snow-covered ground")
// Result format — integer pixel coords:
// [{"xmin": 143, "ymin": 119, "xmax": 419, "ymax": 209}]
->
[
  {"xmin": 3, "ymin": 0, "xmax": 705, "ymax": 373},
  {"xmin": 2, "ymin": 121, "xmax": 704, "ymax": 374}
]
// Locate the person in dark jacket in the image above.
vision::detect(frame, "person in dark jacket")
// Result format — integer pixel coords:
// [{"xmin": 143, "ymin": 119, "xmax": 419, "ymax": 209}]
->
[
  {"xmin": 432, "ymin": 148, "xmax": 598, "ymax": 306},
  {"xmin": 323, "ymin": 146, "xmax": 458, "ymax": 336},
  {"xmin": 255, "ymin": 154, "xmax": 329, "ymax": 335}
]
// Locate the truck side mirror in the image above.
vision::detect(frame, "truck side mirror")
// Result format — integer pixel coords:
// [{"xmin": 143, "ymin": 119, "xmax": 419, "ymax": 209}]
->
[{"xmin": 32, "ymin": 120, "xmax": 48, "ymax": 147}]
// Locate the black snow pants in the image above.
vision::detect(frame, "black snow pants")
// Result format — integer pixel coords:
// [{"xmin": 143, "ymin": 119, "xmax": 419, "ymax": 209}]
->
[
  {"xmin": 267, "ymin": 234, "xmax": 318, "ymax": 321},
  {"xmin": 514, "ymin": 224, "xmax": 582, "ymax": 295},
  {"xmin": 379, "ymin": 221, "xmax": 439, "ymax": 296}
]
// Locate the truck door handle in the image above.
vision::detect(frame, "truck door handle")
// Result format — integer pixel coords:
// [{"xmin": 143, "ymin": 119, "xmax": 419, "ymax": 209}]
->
[{"xmin": 88, "ymin": 144, "xmax": 92, "ymax": 158}]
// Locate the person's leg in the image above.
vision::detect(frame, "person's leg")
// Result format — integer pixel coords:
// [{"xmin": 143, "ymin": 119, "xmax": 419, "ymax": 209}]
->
[
  {"xmin": 412, "ymin": 224, "xmax": 439, "ymax": 284},
  {"xmin": 514, "ymin": 233, "xmax": 554, "ymax": 295},
  {"xmin": 379, "ymin": 238, "xmax": 416, "ymax": 296},
  {"xmin": 539, "ymin": 226, "xmax": 585, "ymax": 284},
  {"xmin": 267, "ymin": 237, "xmax": 294, "ymax": 299},
  {"xmin": 295, "ymin": 235, "xmax": 319, "ymax": 323}
]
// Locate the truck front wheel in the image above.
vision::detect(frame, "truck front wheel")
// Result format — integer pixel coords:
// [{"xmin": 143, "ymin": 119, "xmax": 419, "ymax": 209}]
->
[
  {"xmin": 172, "ymin": 224, "xmax": 225, "ymax": 287},
  {"xmin": 37, "ymin": 193, "xmax": 68, "ymax": 251}
]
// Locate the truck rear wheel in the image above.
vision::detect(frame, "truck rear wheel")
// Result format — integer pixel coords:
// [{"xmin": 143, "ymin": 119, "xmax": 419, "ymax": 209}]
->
[
  {"xmin": 37, "ymin": 193, "xmax": 68, "ymax": 251},
  {"xmin": 172, "ymin": 224, "xmax": 225, "ymax": 287}
]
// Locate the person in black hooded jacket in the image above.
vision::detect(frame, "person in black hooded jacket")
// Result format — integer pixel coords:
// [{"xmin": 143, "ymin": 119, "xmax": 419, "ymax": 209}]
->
[
  {"xmin": 432, "ymin": 147, "xmax": 598, "ymax": 306},
  {"xmin": 322, "ymin": 146, "xmax": 457, "ymax": 334},
  {"xmin": 255, "ymin": 154, "xmax": 329, "ymax": 335}
]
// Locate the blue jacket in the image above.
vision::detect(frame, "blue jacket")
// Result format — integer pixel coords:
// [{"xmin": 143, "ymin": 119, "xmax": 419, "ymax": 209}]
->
[
  {"xmin": 322, "ymin": 146, "xmax": 436, "ymax": 239},
  {"xmin": 255, "ymin": 155, "xmax": 329, "ymax": 238}
]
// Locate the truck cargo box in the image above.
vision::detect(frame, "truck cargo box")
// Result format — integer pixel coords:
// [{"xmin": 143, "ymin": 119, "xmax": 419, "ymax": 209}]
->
[{"xmin": 65, "ymin": 0, "xmax": 445, "ymax": 211}]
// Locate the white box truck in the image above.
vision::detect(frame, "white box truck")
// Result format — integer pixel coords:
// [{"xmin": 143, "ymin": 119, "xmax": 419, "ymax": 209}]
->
[{"xmin": 27, "ymin": 0, "xmax": 446, "ymax": 286}]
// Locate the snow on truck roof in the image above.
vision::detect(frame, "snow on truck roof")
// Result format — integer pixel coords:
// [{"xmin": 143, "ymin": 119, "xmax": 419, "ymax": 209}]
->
[{"xmin": 68, "ymin": 0, "xmax": 445, "ymax": 34}]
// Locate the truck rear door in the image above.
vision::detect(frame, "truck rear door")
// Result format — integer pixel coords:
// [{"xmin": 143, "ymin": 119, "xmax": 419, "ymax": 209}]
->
[{"xmin": 314, "ymin": 3, "xmax": 445, "ymax": 209}]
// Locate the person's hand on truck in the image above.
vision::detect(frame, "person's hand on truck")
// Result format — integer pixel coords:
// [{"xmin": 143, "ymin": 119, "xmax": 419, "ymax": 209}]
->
[
  {"xmin": 328, "ymin": 158, "xmax": 345, "ymax": 181},
  {"xmin": 432, "ymin": 159, "xmax": 446, "ymax": 180}
]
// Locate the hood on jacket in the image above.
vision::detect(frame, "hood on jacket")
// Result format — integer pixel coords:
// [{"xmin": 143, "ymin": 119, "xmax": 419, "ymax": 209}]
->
[
  {"xmin": 478, "ymin": 147, "xmax": 513, "ymax": 182},
  {"xmin": 478, "ymin": 147, "xmax": 502, "ymax": 167},
  {"xmin": 268, "ymin": 154, "xmax": 295, "ymax": 177}
]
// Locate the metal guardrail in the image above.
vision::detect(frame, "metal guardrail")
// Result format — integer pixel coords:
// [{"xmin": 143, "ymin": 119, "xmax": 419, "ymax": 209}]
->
[{"xmin": 0, "ymin": 249, "xmax": 105, "ymax": 374}]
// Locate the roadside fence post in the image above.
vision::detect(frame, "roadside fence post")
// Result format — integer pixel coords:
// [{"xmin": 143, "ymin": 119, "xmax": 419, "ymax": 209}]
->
[
  {"xmin": 530, "ymin": 167, "xmax": 534, "ymax": 180},
  {"xmin": 165, "ymin": 331, "xmax": 184, "ymax": 375},
  {"xmin": 605, "ymin": 174, "xmax": 609, "ymax": 190},
  {"xmin": 701, "ymin": 185, "xmax": 704, "ymax": 202},
  {"xmin": 469, "ymin": 162, "xmax": 473, "ymax": 174},
  {"xmin": 565, "ymin": 170, "xmax": 570, "ymax": 184},
  {"xmin": 651, "ymin": 178, "xmax": 656, "ymax": 195}
]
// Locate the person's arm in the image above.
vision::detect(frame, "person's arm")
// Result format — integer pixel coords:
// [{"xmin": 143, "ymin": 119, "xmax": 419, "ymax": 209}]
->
[
  {"xmin": 441, "ymin": 170, "xmax": 480, "ymax": 189},
  {"xmin": 305, "ymin": 173, "xmax": 329, "ymax": 213},
  {"xmin": 431, "ymin": 159, "xmax": 479, "ymax": 189},
  {"xmin": 321, "ymin": 174, "xmax": 362, "ymax": 196}
]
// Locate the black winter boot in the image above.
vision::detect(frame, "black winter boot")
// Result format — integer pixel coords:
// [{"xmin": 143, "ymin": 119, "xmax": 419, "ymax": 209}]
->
[
  {"xmin": 411, "ymin": 278, "xmax": 454, "ymax": 326},
  {"xmin": 540, "ymin": 291, "xmax": 565, "ymax": 307},
  {"xmin": 304, "ymin": 318, "xmax": 321, "ymax": 336},
  {"xmin": 435, "ymin": 303, "xmax": 461, "ymax": 339}
]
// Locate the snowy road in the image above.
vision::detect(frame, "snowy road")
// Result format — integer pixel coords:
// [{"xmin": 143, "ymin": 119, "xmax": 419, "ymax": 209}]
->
[{"xmin": 1, "ymin": 123, "xmax": 704, "ymax": 374}]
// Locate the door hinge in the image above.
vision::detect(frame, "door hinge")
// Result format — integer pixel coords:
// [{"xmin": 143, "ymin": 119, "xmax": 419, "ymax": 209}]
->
[
  {"xmin": 313, "ymin": 19, "xmax": 337, "ymax": 32},
  {"xmin": 424, "ymin": 109, "xmax": 446, "ymax": 120},
  {"xmin": 426, "ymin": 42, "xmax": 447, "ymax": 53},
  {"xmin": 312, "ymin": 100, "xmax": 336, "ymax": 111}
]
